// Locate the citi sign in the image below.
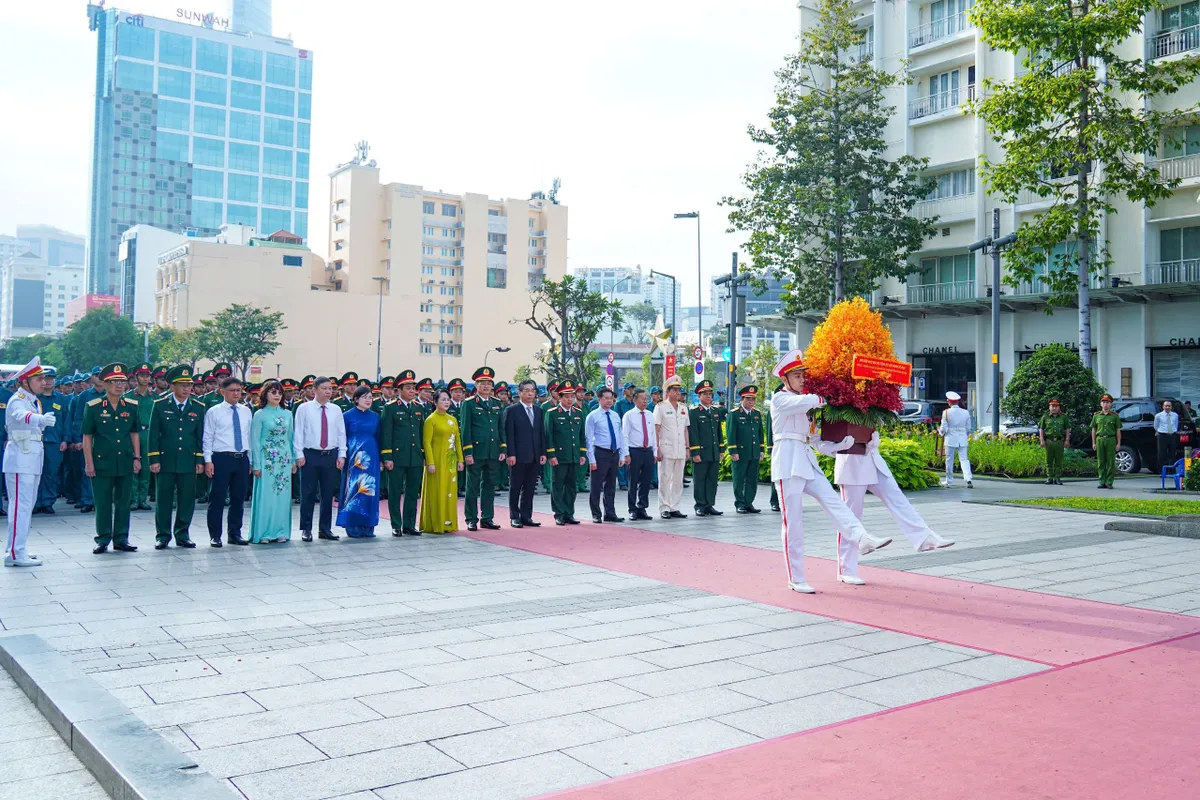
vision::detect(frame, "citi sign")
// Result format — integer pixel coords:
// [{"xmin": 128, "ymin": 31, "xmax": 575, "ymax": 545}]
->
[{"xmin": 176, "ymin": 8, "xmax": 231, "ymax": 28}]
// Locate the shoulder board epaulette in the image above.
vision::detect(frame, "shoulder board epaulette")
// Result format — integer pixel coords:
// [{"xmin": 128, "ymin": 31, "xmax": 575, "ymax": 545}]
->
[
  {"xmin": 154, "ymin": 395, "xmax": 170, "ymax": 403},
  {"xmin": 87, "ymin": 397, "xmax": 103, "ymax": 406}
]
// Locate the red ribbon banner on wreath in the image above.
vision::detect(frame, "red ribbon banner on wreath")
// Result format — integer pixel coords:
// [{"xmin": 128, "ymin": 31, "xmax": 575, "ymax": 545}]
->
[{"xmin": 851, "ymin": 354, "xmax": 913, "ymax": 386}]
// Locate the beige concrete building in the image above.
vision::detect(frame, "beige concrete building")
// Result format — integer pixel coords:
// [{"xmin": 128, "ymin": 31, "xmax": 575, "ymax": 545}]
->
[{"xmin": 764, "ymin": 2, "xmax": 1200, "ymax": 411}]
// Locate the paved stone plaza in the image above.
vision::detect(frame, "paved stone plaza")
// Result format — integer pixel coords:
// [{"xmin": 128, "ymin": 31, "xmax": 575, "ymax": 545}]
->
[{"xmin": 1, "ymin": 477, "xmax": 1197, "ymax": 799}]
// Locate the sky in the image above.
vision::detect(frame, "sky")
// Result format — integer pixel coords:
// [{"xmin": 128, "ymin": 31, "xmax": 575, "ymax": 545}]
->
[{"xmin": 0, "ymin": 0, "xmax": 800, "ymax": 309}]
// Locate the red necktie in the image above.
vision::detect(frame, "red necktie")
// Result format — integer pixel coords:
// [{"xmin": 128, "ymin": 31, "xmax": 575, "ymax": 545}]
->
[
  {"xmin": 320, "ymin": 405, "xmax": 328, "ymax": 449},
  {"xmin": 641, "ymin": 410, "xmax": 649, "ymax": 446}
]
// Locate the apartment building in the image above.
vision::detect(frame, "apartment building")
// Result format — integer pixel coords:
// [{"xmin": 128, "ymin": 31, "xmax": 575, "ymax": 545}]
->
[
  {"xmin": 0, "ymin": 256, "xmax": 85, "ymax": 340},
  {"xmin": 573, "ymin": 266, "xmax": 683, "ymax": 346},
  {"xmin": 769, "ymin": 0, "xmax": 1200, "ymax": 407}
]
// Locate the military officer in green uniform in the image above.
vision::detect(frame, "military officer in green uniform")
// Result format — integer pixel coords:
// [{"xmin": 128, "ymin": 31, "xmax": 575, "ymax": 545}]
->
[
  {"xmin": 574, "ymin": 383, "xmax": 591, "ymax": 494},
  {"xmin": 416, "ymin": 377, "xmax": 435, "ymax": 411},
  {"xmin": 446, "ymin": 378, "xmax": 468, "ymax": 497},
  {"xmin": 546, "ymin": 380, "xmax": 587, "ymax": 525},
  {"xmin": 374, "ymin": 377, "xmax": 393, "ymax": 414},
  {"xmin": 1090, "ymin": 394, "xmax": 1122, "ymax": 489},
  {"xmin": 83, "ymin": 363, "xmax": 141, "ymax": 554},
  {"xmin": 148, "ymin": 365, "xmax": 205, "ymax": 549},
  {"xmin": 689, "ymin": 379, "xmax": 724, "ymax": 516},
  {"xmin": 334, "ymin": 373, "xmax": 358, "ymax": 411},
  {"xmin": 460, "ymin": 367, "xmax": 507, "ymax": 531},
  {"xmin": 494, "ymin": 381, "xmax": 512, "ymax": 493},
  {"xmin": 539, "ymin": 381, "xmax": 559, "ymax": 493},
  {"xmin": 381, "ymin": 370, "xmax": 427, "ymax": 535},
  {"xmin": 125, "ymin": 363, "xmax": 157, "ymax": 511},
  {"xmin": 727, "ymin": 385, "xmax": 765, "ymax": 513},
  {"xmin": 1039, "ymin": 399, "xmax": 1071, "ymax": 486}
]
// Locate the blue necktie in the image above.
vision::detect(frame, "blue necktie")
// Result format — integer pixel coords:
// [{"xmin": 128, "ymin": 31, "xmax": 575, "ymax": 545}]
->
[
  {"xmin": 231, "ymin": 405, "xmax": 243, "ymax": 451},
  {"xmin": 606, "ymin": 410, "xmax": 617, "ymax": 452}
]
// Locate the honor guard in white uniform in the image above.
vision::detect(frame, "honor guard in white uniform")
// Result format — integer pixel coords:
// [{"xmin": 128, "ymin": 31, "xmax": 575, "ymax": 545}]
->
[
  {"xmin": 833, "ymin": 431, "xmax": 954, "ymax": 585},
  {"xmin": 770, "ymin": 350, "xmax": 891, "ymax": 593},
  {"xmin": 5, "ymin": 357, "xmax": 57, "ymax": 566},
  {"xmin": 939, "ymin": 391, "xmax": 974, "ymax": 488}
]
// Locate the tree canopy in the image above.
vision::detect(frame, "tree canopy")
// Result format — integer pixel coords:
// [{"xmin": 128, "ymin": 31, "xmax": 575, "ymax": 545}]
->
[
  {"xmin": 198, "ymin": 304, "xmax": 285, "ymax": 379},
  {"xmin": 61, "ymin": 307, "xmax": 143, "ymax": 371},
  {"xmin": 517, "ymin": 276, "xmax": 624, "ymax": 387},
  {"xmin": 1001, "ymin": 343, "xmax": 1105, "ymax": 441}
]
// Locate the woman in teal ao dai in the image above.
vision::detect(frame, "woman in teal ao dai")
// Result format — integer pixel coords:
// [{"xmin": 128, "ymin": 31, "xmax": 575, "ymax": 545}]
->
[
  {"xmin": 338, "ymin": 386, "xmax": 382, "ymax": 537},
  {"xmin": 249, "ymin": 381, "xmax": 296, "ymax": 543}
]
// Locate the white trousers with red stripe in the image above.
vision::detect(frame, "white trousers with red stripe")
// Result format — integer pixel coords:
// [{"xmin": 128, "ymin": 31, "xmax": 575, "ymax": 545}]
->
[
  {"xmin": 5, "ymin": 472, "xmax": 38, "ymax": 563},
  {"xmin": 838, "ymin": 479, "xmax": 934, "ymax": 577},
  {"xmin": 778, "ymin": 474, "xmax": 867, "ymax": 585}
]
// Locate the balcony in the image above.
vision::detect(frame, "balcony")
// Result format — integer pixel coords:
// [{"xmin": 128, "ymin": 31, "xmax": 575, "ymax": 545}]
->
[
  {"xmin": 908, "ymin": 85, "xmax": 974, "ymax": 121},
  {"xmin": 487, "ymin": 217, "xmax": 508, "ymax": 234},
  {"xmin": 423, "ymin": 215, "xmax": 462, "ymax": 229},
  {"xmin": 906, "ymin": 280, "xmax": 976, "ymax": 303},
  {"xmin": 1147, "ymin": 260, "xmax": 1200, "ymax": 285},
  {"xmin": 1151, "ymin": 153, "xmax": 1200, "ymax": 183},
  {"xmin": 1011, "ymin": 272, "xmax": 1108, "ymax": 295},
  {"xmin": 912, "ymin": 192, "xmax": 975, "ymax": 221},
  {"xmin": 488, "ymin": 244, "xmax": 507, "ymax": 254},
  {"xmin": 529, "ymin": 247, "xmax": 546, "ymax": 256},
  {"xmin": 1150, "ymin": 25, "xmax": 1200, "ymax": 60},
  {"xmin": 529, "ymin": 229, "xmax": 547, "ymax": 237},
  {"xmin": 424, "ymin": 256, "xmax": 462, "ymax": 267},
  {"xmin": 848, "ymin": 41, "xmax": 874, "ymax": 63},
  {"xmin": 909, "ymin": 10, "xmax": 972, "ymax": 49}
]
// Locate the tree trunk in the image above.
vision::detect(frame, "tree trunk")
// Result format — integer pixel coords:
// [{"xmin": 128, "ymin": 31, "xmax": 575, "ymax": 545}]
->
[
  {"xmin": 834, "ymin": 220, "xmax": 845, "ymax": 303},
  {"xmin": 1076, "ymin": 37, "xmax": 1092, "ymax": 372}
]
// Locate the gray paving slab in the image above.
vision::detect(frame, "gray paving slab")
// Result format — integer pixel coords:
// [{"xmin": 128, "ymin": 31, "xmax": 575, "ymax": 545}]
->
[
  {"xmin": 507, "ymin": 655, "xmax": 663, "ymax": 692},
  {"xmin": 837, "ymin": 644, "xmax": 977, "ymax": 678},
  {"xmin": 564, "ymin": 718, "xmax": 760, "ymax": 777},
  {"xmin": 473, "ymin": 680, "xmax": 649, "ymax": 725},
  {"xmin": 358, "ymin": 676, "xmax": 535, "ymax": 718},
  {"xmin": 716, "ymin": 690, "xmax": 886, "ymax": 739},
  {"xmin": 839, "ymin": 668, "xmax": 988, "ymax": 707},
  {"xmin": 302, "ymin": 705, "xmax": 504, "ymax": 758},
  {"xmin": 430, "ymin": 712, "xmax": 630, "ymax": 768},
  {"xmin": 592, "ymin": 686, "xmax": 764, "ymax": 733},
  {"xmin": 373, "ymin": 751, "xmax": 607, "ymax": 800},
  {"xmin": 190, "ymin": 733, "xmax": 328, "ymax": 779},
  {"xmin": 181, "ymin": 698, "xmax": 382, "ymax": 749}
]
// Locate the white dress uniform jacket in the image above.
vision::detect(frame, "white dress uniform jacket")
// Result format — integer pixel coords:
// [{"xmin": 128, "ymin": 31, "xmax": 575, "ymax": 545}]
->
[
  {"xmin": 833, "ymin": 443, "xmax": 892, "ymax": 486},
  {"xmin": 769, "ymin": 392, "xmax": 825, "ymax": 482},
  {"xmin": 5, "ymin": 389, "xmax": 48, "ymax": 475},
  {"xmin": 940, "ymin": 406, "xmax": 972, "ymax": 447}
]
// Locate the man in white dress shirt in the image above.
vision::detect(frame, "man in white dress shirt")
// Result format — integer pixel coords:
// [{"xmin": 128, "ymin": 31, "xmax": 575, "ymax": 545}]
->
[
  {"xmin": 939, "ymin": 391, "xmax": 974, "ymax": 488},
  {"xmin": 770, "ymin": 350, "xmax": 891, "ymax": 593},
  {"xmin": 654, "ymin": 375, "xmax": 691, "ymax": 519},
  {"xmin": 293, "ymin": 377, "xmax": 347, "ymax": 542},
  {"xmin": 203, "ymin": 376, "xmax": 252, "ymax": 547},
  {"xmin": 1154, "ymin": 400, "xmax": 1181, "ymax": 470},
  {"xmin": 833, "ymin": 432, "xmax": 954, "ymax": 585},
  {"xmin": 4, "ymin": 357, "xmax": 55, "ymax": 566},
  {"xmin": 622, "ymin": 388, "xmax": 657, "ymax": 520}
]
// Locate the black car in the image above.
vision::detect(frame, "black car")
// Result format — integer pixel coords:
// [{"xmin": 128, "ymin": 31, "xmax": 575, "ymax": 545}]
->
[
  {"xmin": 1109, "ymin": 397, "xmax": 1194, "ymax": 474},
  {"xmin": 898, "ymin": 400, "xmax": 950, "ymax": 425}
]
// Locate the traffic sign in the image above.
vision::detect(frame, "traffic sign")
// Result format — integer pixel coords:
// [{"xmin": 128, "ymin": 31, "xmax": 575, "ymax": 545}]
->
[
  {"xmin": 918, "ymin": 376, "xmax": 927, "ymax": 390},
  {"xmin": 607, "ymin": 352, "xmax": 615, "ymax": 364},
  {"xmin": 722, "ymin": 347, "xmax": 731, "ymax": 362},
  {"xmin": 694, "ymin": 360, "xmax": 705, "ymax": 378},
  {"xmin": 605, "ymin": 374, "xmax": 614, "ymax": 390},
  {"xmin": 605, "ymin": 363, "xmax": 614, "ymax": 376},
  {"xmin": 692, "ymin": 346, "xmax": 703, "ymax": 360}
]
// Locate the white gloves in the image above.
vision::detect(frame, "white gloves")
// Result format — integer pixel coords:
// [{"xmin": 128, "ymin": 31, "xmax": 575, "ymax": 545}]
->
[
  {"xmin": 814, "ymin": 435, "xmax": 856, "ymax": 456},
  {"xmin": 866, "ymin": 431, "xmax": 880, "ymax": 453},
  {"xmin": 35, "ymin": 412, "xmax": 56, "ymax": 429}
]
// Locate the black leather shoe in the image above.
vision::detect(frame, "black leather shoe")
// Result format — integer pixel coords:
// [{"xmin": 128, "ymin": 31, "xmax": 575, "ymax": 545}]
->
[
  {"xmin": 404, "ymin": 528, "xmax": 423, "ymax": 536},
  {"xmin": 210, "ymin": 538, "xmax": 223, "ymax": 548},
  {"xmin": 80, "ymin": 505, "xmax": 94, "ymax": 513},
  {"xmin": 0, "ymin": 508, "xmax": 6, "ymax": 517},
  {"xmin": 565, "ymin": 517, "xmax": 581, "ymax": 525},
  {"xmin": 669, "ymin": 510, "xmax": 688, "ymax": 519},
  {"xmin": 228, "ymin": 536, "xmax": 250, "ymax": 546},
  {"xmin": 179, "ymin": 540, "xmax": 196, "ymax": 549},
  {"xmin": 695, "ymin": 508, "xmax": 709, "ymax": 517},
  {"xmin": 392, "ymin": 529, "xmax": 403, "ymax": 537},
  {"xmin": 318, "ymin": 531, "xmax": 340, "ymax": 540},
  {"xmin": 736, "ymin": 507, "xmax": 749, "ymax": 514},
  {"xmin": 155, "ymin": 542, "xmax": 169, "ymax": 550},
  {"xmin": 1056, "ymin": 480, "xmax": 1064, "ymax": 486},
  {"xmin": 480, "ymin": 521, "xmax": 501, "ymax": 530},
  {"xmin": 521, "ymin": 519, "xmax": 541, "ymax": 527},
  {"xmin": 592, "ymin": 516, "xmax": 603, "ymax": 524},
  {"xmin": 706, "ymin": 507, "xmax": 723, "ymax": 516},
  {"xmin": 1045, "ymin": 479, "xmax": 1054, "ymax": 485},
  {"xmin": 556, "ymin": 518, "xmax": 566, "ymax": 526},
  {"xmin": 510, "ymin": 519, "xmax": 524, "ymax": 528},
  {"xmin": 603, "ymin": 515, "xmax": 625, "ymax": 523},
  {"xmin": 31, "ymin": 507, "xmax": 42, "ymax": 515},
  {"xmin": 93, "ymin": 545, "xmax": 107, "ymax": 554},
  {"xmin": 468, "ymin": 522, "xmax": 479, "ymax": 531},
  {"xmin": 301, "ymin": 531, "xmax": 313, "ymax": 542},
  {"xmin": 43, "ymin": 507, "xmax": 56, "ymax": 515},
  {"xmin": 113, "ymin": 543, "xmax": 138, "ymax": 552},
  {"xmin": 771, "ymin": 504, "xmax": 780, "ymax": 512},
  {"xmin": 746, "ymin": 506, "xmax": 761, "ymax": 514},
  {"xmin": 661, "ymin": 511, "xmax": 672, "ymax": 520}
]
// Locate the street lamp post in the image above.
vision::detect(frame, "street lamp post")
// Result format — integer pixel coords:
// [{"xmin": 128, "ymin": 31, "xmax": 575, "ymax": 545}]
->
[
  {"xmin": 674, "ymin": 211, "xmax": 701, "ymax": 353},
  {"xmin": 484, "ymin": 346, "xmax": 511, "ymax": 367},
  {"xmin": 608, "ymin": 273, "xmax": 638, "ymax": 351},
  {"xmin": 372, "ymin": 276, "xmax": 388, "ymax": 382},
  {"xmin": 439, "ymin": 340, "xmax": 446, "ymax": 384}
]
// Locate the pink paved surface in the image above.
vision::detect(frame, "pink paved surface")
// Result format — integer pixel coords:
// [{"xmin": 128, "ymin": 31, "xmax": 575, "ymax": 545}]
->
[
  {"xmin": 459, "ymin": 515, "xmax": 1200, "ymax": 666},
  {"xmin": 537, "ymin": 634, "xmax": 1200, "ymax": 800}
]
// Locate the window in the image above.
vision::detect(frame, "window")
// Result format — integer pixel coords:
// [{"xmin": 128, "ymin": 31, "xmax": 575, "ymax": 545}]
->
[
  {"xmin": 116, "ymin": 24, "xmax": 154, "ymax": 60},
  {"xmin": 297, "ymin": 122, "xmax": 310, "ymax": 150},
  {"xmin": 424, "ymin": 226, "xmax": 435, "ymax": 235},
  {"xmin": 158, "ymin": 99, "xmax": 189, "ymax": 131},
  {"xmin": 263, "ymin": 147, "xmax": 293, "ymax": 176},
  {"xmin": 194, "ymin": 169, "xmax": 224, "ymax": 199},
  {"xmin": 530, "ymin": 238, "xmax": 537, "ymax": 246},
  {"xmin": 196, "ymin": 39, "xmax": 227, "ymax": 74},
  {"xmin": 294, "ymin": 211, "xmax": 307, "ymax": 240},
  {"xmin": 421, "ymin": 285, "xmax": 433, "ymax": 295},
  {"xmin": 917, "ymin": 253, "xmax": 971, "ymax": 286},
  {"xmin": 386, "ymin": 240, "xmax": 392, "ymax": 250},
  {"xmin": 159, "ymin": 31, "xmax": 192, "ymax": 67},
  {"xmin": 140, "ymin": 112, "xmax": 151, "ymax": 124},
  {"xmin": 264, "ymin": 117, "xmax": 293, "ymax": 146},
  {"xmin": 299, "ymin": 57, "xmax": 313, "ymax": 89},
  {"xmin": 296, "ymin": 151, "xmax": 309, "ymax": 179},
  {"xmin": 157, "ymin": 132, "xmax": 188, "ymax": 162},
  {"xmin": 158, "ymin": 68, "xmax": 191, "ymax": 99},
  {"xmin": 266, "ymin": 53, "xmax": 296, "ymax": 86},
  {"xmin": 194, "ymin": 105, "xmax": 226, "ymax": 136},
  {"xmin": 297, "ymin": 93, "xmax": 311, "ymax": 120},
  {"xmin": 1160, "ymin": 225, "xmax": 1200, "ymax": 265},
  {"xmin": 334, "ymin": 241, "xmax": 344, "ymax": 250},
  {"xmin": 228, "ymin": 173, "xmax": 258, "ymax": 203},
  {"xmin": 929, "ymin": 167, "xmax": 975, "ymax": 199},
  {"xmin": 231, "ymin": 81, "xmax": 262, "ymax": 111},
  {"xmin": 928, "ymin": 69, "xmax": 961, "ymax": 110},
  {"xmin": 230, "ymin": 111, "xmax": 260, "ymax": 141},
  {"xmin": 227, "ymin": 204, "xmax": 258, "ymax": 228},
  {"xmin": 423, "ymin": 201, "xmax": 435, "ymax": 214},
  {"xmin": 262, "ymin": 208, "xmax": 290, "ymax": 234},
  {"xmin": 265, "ymin": 86, "xmax": 294, "ymax": 116},
  {"xmin": 295, "ymin": 182, "xmax": 308, "ymax": 208},
  {"xmin": 333, "ymin": 260, "xmax": 344, "ymax": 271},
  {"xmin": 115, "ymin": 60, "xmax": 153, "ymax": 92},
  {"xmin": 441, "ymin": 203, "xmax": 457, "ymax": 217},
  {"xmin": 529, "ymin": 218, "xmax": 535, "ymax": 228},
  {"xmin": 193, "ymin": 137, "xmax": 225, "ymax": 167},
  {"xmin": 229, "ymin": 142, "xmax": 259, "ymax": 172},
  {"xmin": 488, "ymin": 209, "xmax": 499, "ymax": 216},
  {"xmin": 263, "ymin": 177, "xmax": 291, "ymax": 206},
  {"xmin": 1164, "ymin": 124, "xmax": 1200, "ymax": 158},
  {"xmin": 232, "ymin": 47, "xmax": 262, "ymax": 80},
  {"xmin": 423, "ymin": 246, "xmax": 435, "ymax": 255},
  {"xmin": 529, "ymin": 257, "xmax": 538, "ymax": 266},
  {"xmin": 422, "ymin": 265, "xmax": 434, "ymax": 275},
  {"xmin": 193, "ymin": 74, "xmax": 225, "ymax": 106},
  {"xmin": 283, "ymin": 255, "xmax": 303, "ymax": 267},
  {"xmin": 1162, "ymin": 1, "xmax": 1200, "ymax": 32}
]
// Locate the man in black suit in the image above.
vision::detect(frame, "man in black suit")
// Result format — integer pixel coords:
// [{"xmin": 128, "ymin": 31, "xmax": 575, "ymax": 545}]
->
[{"xmin": 504, "ymin": 379, "xmax": 546, "ymax": 528}]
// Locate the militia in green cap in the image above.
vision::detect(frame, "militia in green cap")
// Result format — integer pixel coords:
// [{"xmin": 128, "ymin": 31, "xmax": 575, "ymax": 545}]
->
[
  {"xmin": 340, "ymin": 371, "xmax": 359, "ymax": 387},
  {"xmin": 300, "ymin": 374, "xmax": 316, "ymax": 390},
  {"xmin": 212, "ymin": 362, "xmax": 232, "ymax": 377},
  {"xmin": 152, "ymin": 365, "xmax": 168, "ymax": 379},
  {"xmin": 472, "ymin": 366, "xmax": 496, "ymax": 382},
  {"xmin": 133, "ymin": 362, "xmax": 152, "ymax": 375},
  {"xmin": 167, "ymin": 365, "xmax": 194, "ymax": 384},
  {"xmin": 738, "ymin": 385, "xmax": 758, "ymax": 398},
  {"xmin": 100, "ymin": 363, "xmax": 129, "ymax": 382},
  {"xmin": 416, "ymin": 377, "xmax": 434, "ymax": 391},
  {"xmin": 696, "ymin": 379, "xmax": 715, "ymax": 393},
  {"xmin": 395, "ymin": 370, "xmax": 416, "ymax": 385},
  {"xmin": 447, "ymin": 378, "xmax": 466, "ymax": 392}
]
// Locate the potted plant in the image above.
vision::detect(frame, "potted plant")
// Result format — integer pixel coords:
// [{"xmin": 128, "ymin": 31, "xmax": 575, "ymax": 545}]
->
[{"xmin": 802, "ymin": 298, "xmax": 907, "ymax": 455}]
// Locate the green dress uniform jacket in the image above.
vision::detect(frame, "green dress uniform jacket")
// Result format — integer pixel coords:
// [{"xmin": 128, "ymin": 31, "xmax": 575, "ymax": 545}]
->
[
  {"xmin": 380, "ymin": 399, "xmax": 427, "ymax": 532},
  {"xmin": 460, "ymin": 395, "xmax": 507, "ymax": 525},
  {"xmin": 1039, "ymin": 413, "xmax": 1071, "ymax": 481},
  {"xmin": 334, "ymin": 395, "xmax": 355, "ymax": 412},
  {"xmin": 689, "ymin": 403, "xmax": 724, "ymax": 512},
  {"xmin": 82, "ymin": 397, "xmax": 139, "ymax": 546},
  {"xmin": 1091, "ymin": 410, "xmax": 1122, "ymax": 487},
  {"xmin": 546, "ymin": 405, "xmax": 587, "ymax": 521},
  {"xmin": 148, "ymin": 395, "xmax": 206, "ymax": 543},
  {"xmin": 727, "ymin": 406, "xmax": 764, "ymax": 511},
  {"xmin": 125, "ymin": 388, "xmax": 157, "ymax": 508}
]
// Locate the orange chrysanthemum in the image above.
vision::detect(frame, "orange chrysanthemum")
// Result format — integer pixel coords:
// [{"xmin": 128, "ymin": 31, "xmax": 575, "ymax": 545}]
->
[{"xmin": 804, "ymin": 297, "xmax": 896, "ymax": 382}]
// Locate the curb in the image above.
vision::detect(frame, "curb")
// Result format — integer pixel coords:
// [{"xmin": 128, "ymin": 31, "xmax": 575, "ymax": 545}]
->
[
  {"xmin": 0, "ymin": 634, "xmax": 235, "ymax": 799},
  {"xmin": 1103, "ymin": 516, "xmax": 1200, "ymax": 540},
  {"xmin": 963, "ymin": 499, "xmax": 1166, "ymax": 520}
]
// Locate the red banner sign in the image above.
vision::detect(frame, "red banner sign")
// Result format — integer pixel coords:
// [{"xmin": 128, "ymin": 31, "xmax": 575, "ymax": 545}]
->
[
  {"xmin": 665, "ymin": 354, "xmax": 676, "ymax": 380},
  {"xmin": 851, "ymin": 354, "xmax": 913, "ymax": 385}
]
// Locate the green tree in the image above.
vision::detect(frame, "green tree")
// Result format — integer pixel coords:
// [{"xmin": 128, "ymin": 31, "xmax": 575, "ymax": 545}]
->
[
  {"xmin": 511, "ymin": 364, "xmax": 535, "ymax": 385},
  {"xmin": 621, "ymin": 368, "xmax": 646, "ymax": 387},
  {"xmin": 1001, "ymin": 344, "xmax": 1105, "ymax": 443},
  {"xmin": 156, "ymin": 327, "xmax": 207, "ymax": 369},
  {"xmin": 61, "ymin": 307, "xmax": 142, "ymax": 370},
  {"xmin": 739, "ymin": 341, "xmax": 780, "ymax": 392},
  {"xmin": 0, "ymin": 334, "xmax": 57, "ymax": 365},
  {"xmin": 971, "ymin": 0, "xmax": 1200, "ymax": 370},
  {"xmin": 198, "ymin": 304, "xmax": 286, "ymax": 379},
  {"xmin": 623, "ymin": 302, "xmax": 659, "ymax": 346},
  {"xmin": 517, "ymin": 276, "xmax": 624, "ymax": 387},
  {"xmin": 724, "ymin": 0, "xmax": 934, "ymax": 313}
]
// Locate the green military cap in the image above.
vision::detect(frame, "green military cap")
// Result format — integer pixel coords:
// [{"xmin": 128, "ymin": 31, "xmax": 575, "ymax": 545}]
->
[
  {"xmin": 395, "ymin": 370, "xmax": 416, "ymax": 386},
  {"xmin": 340, "ymin": 371, "xmax": 359, "ymax": 387},
  {"xmin": 193, "ymin": 373, "xmax": 205, "ymax": 386},
  {"xmin": 696, "ymin": 380, "xmax": 715, "ymax": 393},
  {"xmin": 133, "ymin": 362, "xmax": 152, "ymax": 376},
  {"xmin": 358, "ymin": 377, "xmax": 372, "ymax": 387},
  {"xmin": 379, "ymin": 376, "xmax": 395, "ymax": 388},
  {"xmin": 212, "ymin": 362, "xmax": 232, "ymax": 377},
  {"xmin": 280, "ymin": 378, "xmax": 298, "ymax": 390},
  {"xmin": 558, "ymin": 380, "xmax": 575, "ymax": 393},
  {"xmin": 100, "ymin": 363, "xmax": 130, "ymax": 382},
  {"xmin": 494, "ymin": 381, "xmax": 510, "ymax": 393},
  {"xmin": 416, "ymin": 377, "xmax": 434, "ymax": 391},
  {"xmin": 152, "ymin": 365, "xmax": 168, "ymax": 379},
  {"xmin": 202, "ymin": 370, "xmax": 214, "ymax": 382},
  {"xmin": 738, "ymin": 385, "xmax": 758, "ymax": 398},
  {"xmin": 299, "ymin": 374, "xmax": 316, "ymax": 390},
  {"xmin": 447, "ymin": 378, "xmax": 467, "ymax": 392},
  {"xmin": 547, "ymin": 380, "xmax": 561, "ymax": 394},
  {"xmin": 167, "ymin": 365, "xmax": 194, "ymax": 384},
  {"xmin": 472, "ymin": 366, "xmax": 496, "ymax": 382}
]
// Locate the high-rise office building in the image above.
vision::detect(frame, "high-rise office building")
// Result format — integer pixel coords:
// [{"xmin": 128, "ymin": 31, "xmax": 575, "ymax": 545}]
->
[
  {"xmin": 231, "ymin": 0, "xmax": 273, "ymax": 37},
  {"xmin": 84, "ymin": 4, "xmax": 313, "ymax": 296},
  {"xmin": 14, "ymin": 225, "xmax": 86, "ymax": 267},
  {"xmin": 0, "ymin": 256, "xmax": 85, "ymax": 340},
  {"xmin": 711, "ymin": 276, "xmax": 794, "ymax": 364},
  {"xmin": 573, "ymin": 266, "xmax": 683, "ymax": 346}
]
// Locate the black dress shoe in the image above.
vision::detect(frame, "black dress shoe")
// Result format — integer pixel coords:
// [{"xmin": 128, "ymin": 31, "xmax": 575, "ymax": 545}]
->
[
  {"xmin": 154, "ymin": 542, "xmax": 169, "ymax": 550},
  {"xmin": 113, "ymin": 543, "xmax": 138, "ymax": 552},
  {"xmin": 301, "ymin": 531, "xmax": 313, "ymax": 542},
  {"xmin": 706, "ymin": 507, "xmax": 723, "ymax": 516},
  {"xmin": 179, "ymin": 540, "xmax": 196, "ymax": 549},
  {"xmin": 43, "ymin": 507, "xmax": 56, "ymax": 515},
  {"xmin": 669, "ymin": 510, "xmax": 688, "ymax": 519},
  {"xmin": 480, "ymin": 520, "xmax": 501, "ymax": 530},
  {"xmin": 746, "ymin": 506, "xmax": 761, "ymax": 514},
  {"xmin": 521, "ymin": 519, "xmax": 541, "ymax": 527},
  {"xmin": 736, "ymin": 507, "xmax": 749, "ymax": 514},
  {"xmin": 771, "ymin": 504, "xmax": 780, "ymax": 512},
  {"xmin": 392, "ymin": 529, "xmax": 404, "ymax": 537},
  {"xmin": 210, "ymin": 538, "xmax": 223, "ymax": 548},
  {"xmin": 93, "ymin": 545, "xmax": 107, "ymax": 554},
  {"xmin": 228, "ymin": 536, "xmax": 250, "ymax": 546},
  {"xmin": 80, "ymin": 505, "xmax": 94, "ymax": 513},
  {"xmin": 1056, "ymin": 480, "xmax": 1064, "ymax": 486},
  {"xmin": 592, "ymin": 516, "xmax": 603, "ymax": 524},
  {"xmin": 0, "ymin": 508, "xmax": 6, "ymax": 517},
  {"xmin": 556, "ymin": 518, "xmax": 567, "ymax": 526},
  {"xmin": 603, "ymin": 515, "xmax": 625, "ymax": 523},
  {"xmin": 661, "ymin": 511, "xmax": 672, "ymax": 519},
  {"xmin": 401, "ymin": 528, "xmax": 421, "ymax": 535},
  {"xmin": 318, "ymin": 531, "xmax": 340, "ymax": 540},
  {"xmin": 565, "ymin": 517, "xmax": 581, "ymax": 525},
  {"xmin": 468, "ymin": 522, "xmax": 479, "ymax": 531},
  {"xmin": 31, "ymin": 507, "xmax": 42, "ymax": 515},
  {"xmin": 511, "ymin": 519, "xmax": 524, "ymax": 528},
  {"xmin": 695, "ymin": 508, "xmax": 709, "ymax": 517}
]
